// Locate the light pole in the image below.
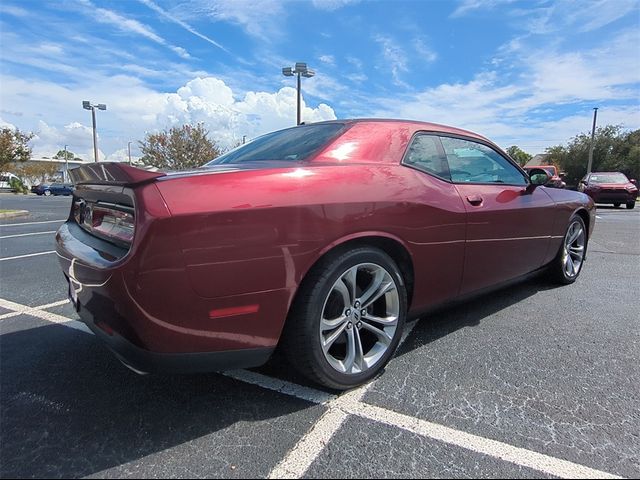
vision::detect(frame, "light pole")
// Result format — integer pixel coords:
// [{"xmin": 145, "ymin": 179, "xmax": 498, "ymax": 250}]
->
[
  {"xmin": 586, "ymin": 107, "xmax": 598, "ymax": 174},
  {"xmin": 82, "ymin": 101, "xmax": 106, "ymax": 163},
  {"xmin": 282, "ymin": 62, "xmax": 315, "ymax": 125},
  {"xmin": 127, "ymin": 141, "xmax": 132, "ymax": 166},
  {"xmin": 64, "ymin": 144, "xmax": 68, "ymax": 182}
]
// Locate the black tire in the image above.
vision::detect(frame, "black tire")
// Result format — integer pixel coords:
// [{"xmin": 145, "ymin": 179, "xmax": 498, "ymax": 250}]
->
[
  {"xmin": 281, "ymin": 247, "xmax": 407, "ymax": 390},
  {"xmin": 548, "ymin": 214, "xmax": 587, "ymax": 285},
  {"xmin": 627, "ymin": 202, "xmax": 635, "ymax": 209},
  {"xmin": 613, "ymin": 203, "xmax": 621, "ymax": 208}
]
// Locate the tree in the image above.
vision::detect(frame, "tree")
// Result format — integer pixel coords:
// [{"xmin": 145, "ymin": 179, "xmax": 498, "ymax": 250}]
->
[
  {"xmin": 0, "ymin": 128, "xmax": 34, "ymax": 172},
  {"xmin": 505, "ymin": 145, "xmax": 532, "ymax": 166},
  {"xmin": 545, "ymin": 125, "xmax": 639, "ymax": 186},
  {"xmin": 13, "ymin": 162, "xmax": 59, "ymax": 184},
  {"xmin": 139, "ymin": 124, "xmax": 222, "ymax": 170},
  {"xmin": 54, "ymin": 149, "xmax": 76, "ymax": 160}
]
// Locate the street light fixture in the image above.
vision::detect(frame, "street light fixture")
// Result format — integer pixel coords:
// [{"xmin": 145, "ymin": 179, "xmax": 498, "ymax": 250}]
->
[
  {"xmin": 282, "ymin": 62, "xmax": 315, "ymax": 125},
  {"xmin": 82, "ymin": 101, "xmax": 107, "ymax": 163}
]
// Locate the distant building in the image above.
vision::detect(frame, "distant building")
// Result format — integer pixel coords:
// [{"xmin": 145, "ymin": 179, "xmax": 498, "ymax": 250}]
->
[
  {"xmin": 17, "ymin": 157, "xmax": 88, "ymax": 185},
  {"xmin": 524, "ymin": 154, "xmax": 551, "ymax": 167}
]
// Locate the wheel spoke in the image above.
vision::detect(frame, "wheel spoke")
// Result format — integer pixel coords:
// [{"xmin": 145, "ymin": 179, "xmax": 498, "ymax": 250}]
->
[
  {"xmin": 341, "ymin": 266, "xmax": 358, "ymax": 305},
  {"xmin": 362, "ymin": 312, "xmax": 398, "ymax": 326},
  {"xmin": 332, "ymin": 279, "xmax": 351, "ymax": 309},
  {"xmin": 567, "ymin": 225, "xmax": 582, "ymax": 245},
  {"xmin": 321, "ymin": 314, "xmax": 347, "ymax": 332},
  {"xmin": 565, "ymin": 254, "xmax": 575, "ymax": 276},
  {"xmin": 322, "ymin": 321, "xmax": 348, "ymax": 351},
  {"xmin": 343, "ymin": 328, "xmax": 357, "ymax": 373},
  {"xmin": 361, "ymin": 271, "xmax": 395, "ymax": 309},
  {"xmin": 353, "ymin": 327, "xmax": 365, "ymax": 372},
  {"xmin": 360, "ymin": 321, "xmax": 393, "ymax": 346}
]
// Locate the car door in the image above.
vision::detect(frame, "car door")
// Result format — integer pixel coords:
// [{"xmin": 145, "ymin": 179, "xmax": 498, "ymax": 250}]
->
[
  {"xmin": 400, "ymin": 133, "xmax": 466, "ymax": 309},
  {"xmin": 438, "ymin": 135, "xmax": 556, "ymax": 294}
]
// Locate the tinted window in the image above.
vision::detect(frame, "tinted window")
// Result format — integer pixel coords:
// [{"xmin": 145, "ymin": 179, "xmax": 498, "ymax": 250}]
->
[
  {"xmin": 440, "ymin": 136, "xmax": 527, "ymax": 185},
  {"xmin": 207, "ymin": 124, "xmax": 345, "ymax": 165},
  {"xmin": 403, "ymin": 135, "xmax": 450, "ymax": 180}
]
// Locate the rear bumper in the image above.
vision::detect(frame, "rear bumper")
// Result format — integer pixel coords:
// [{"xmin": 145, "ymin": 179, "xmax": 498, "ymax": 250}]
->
[
  {"xmin": 56, "ymin": 220, "xmax": 282, "ymax": 373},
  {"xmin": 80, "ymin": 309, "xmax": 273, "ymax": 374}
]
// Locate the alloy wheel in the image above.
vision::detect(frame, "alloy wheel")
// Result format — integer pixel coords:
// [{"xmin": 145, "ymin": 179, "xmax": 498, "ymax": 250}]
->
[
  {"xmin": 319, "ymin": 263, "xmax": 399, "ymax": 375},
  {"xmin": 562, "ymin": 220, "xmax": 585, "ymax": 278}
]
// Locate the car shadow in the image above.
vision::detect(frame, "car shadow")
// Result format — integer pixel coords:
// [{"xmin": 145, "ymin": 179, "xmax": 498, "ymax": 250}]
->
[
  {"xmin": 0, "ymin": 323, "xmax": 316, "ymax": 478},
  {"xmin": 393, "ymin": 273, "xmax": 557, "ymax": 360}
]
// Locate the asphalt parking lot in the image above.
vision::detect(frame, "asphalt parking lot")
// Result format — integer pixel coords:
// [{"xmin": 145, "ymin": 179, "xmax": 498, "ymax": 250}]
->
[{"xmin": 1, "ymin": 192, "xmax": 639, "ymax": 479}]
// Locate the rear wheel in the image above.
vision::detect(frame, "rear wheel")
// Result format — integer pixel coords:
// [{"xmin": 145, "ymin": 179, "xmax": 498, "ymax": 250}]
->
[
  {"xmin": 282, "ymin": 247, "xmax": 407, "ymax": 390},
  {"xmin": 627, "ymin": 201, "xmax": 635, "ymax": 209},
  {"xmin": 548, "ymin": 215, "xmax": 587, "ymax": 284},
  {"xmin": 613, "ymin": 202, "xmax": 621, "ymax": 208}
]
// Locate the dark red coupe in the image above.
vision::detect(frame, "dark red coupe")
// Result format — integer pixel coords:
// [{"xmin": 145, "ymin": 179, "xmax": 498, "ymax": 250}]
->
[{"xmin": 57, "ymin": 120, "xmax": 595, "ymax": 389}]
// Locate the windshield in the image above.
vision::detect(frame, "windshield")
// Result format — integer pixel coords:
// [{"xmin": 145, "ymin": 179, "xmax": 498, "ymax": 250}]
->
[
  {"xmin": 206, "ymin": 123, "xmax": 345, "ymax": 165},
  {"xmin": 590, "ymin": 173, "xmax": 629, "ymax": 184}
]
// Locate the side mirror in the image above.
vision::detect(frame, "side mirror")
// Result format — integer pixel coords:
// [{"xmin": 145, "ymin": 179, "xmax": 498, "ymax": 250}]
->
[{"xmin": 528, "ymin": 168, "xmax": 551, "ymax": 186}]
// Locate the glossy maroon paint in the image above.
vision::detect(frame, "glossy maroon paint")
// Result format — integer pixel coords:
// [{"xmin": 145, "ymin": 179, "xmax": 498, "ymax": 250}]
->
[{"xmin": 56, "ymin": 120, "xmax": 596, "ymax": 366}]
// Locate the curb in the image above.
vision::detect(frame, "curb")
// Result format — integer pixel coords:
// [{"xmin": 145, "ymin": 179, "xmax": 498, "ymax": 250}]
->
[{"xmin": 0, "ymin": 210, "xmax": 29, "ymax": 220}]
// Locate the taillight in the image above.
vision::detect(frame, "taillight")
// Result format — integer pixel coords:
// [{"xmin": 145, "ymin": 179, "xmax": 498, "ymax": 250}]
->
[{"xmin": 75, "ymin": 200, "xmax": 135, "ymax": 246}]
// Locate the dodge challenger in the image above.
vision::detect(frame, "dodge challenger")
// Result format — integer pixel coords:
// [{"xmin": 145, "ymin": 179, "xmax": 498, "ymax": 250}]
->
[{"xmin": 56, "ymin": 119, "xmax": 595, "ymax": 389}]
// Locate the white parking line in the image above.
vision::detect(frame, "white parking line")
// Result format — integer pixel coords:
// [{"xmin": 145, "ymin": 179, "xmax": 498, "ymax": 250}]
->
[
  {"xmin": 268, "ymin": 320, "xmax": 420, "ymax": 479},
  {"xmin": 0, "ymin": 298, "xmax": 90, "ymax": 333},
  {"xmin": 0, "ymin": 250, "xmax": 56, "ymax": 261},
  {"xmin": 0, "ymin": 219, "xmax": 66, "ymax": 227},
  {"xmin": 0, "ymin": 299, "xmax": 69, "ymax": 320},
  {"xmin": 0, "ymin": 230, "xmax": 56, "ymax": 239},
  {"xmin": 0, "ymin": 297, "xmax": 624, "ymax": 479}
]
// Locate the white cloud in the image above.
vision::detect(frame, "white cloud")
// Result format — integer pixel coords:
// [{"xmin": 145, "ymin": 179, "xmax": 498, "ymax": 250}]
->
[
  {"xmin": 136, "ymin": 0, "xmax": 228, "ymax": 52},
  {"xmin": 319, "ymin": 55, "xmax": 336, "ymax": 65},
  {"xmin": 413, "ymin": 36, "xmax": 437, "ymax": 63},
  {"xmin": 311, "ymin": 0, "xmax": 360, "ymax": 10},
  {"xmin": 450, "ymin": 0, "xmax": 517, "ymax": 18},
  {"xmin": 75, "ymin": 0, "xmax": 192, "ymax": 59},
  {"xmin": 0, "ymin": 4, "xmax": 28, "ymax": 17},
  {"xmin": 374, "ymin": 35, "xmax": 410, "ymax": 88},
  {"xmin": 183, "ymin": 0, "xmax": 286, "ymax": 41},
  {"xmin": 0, "ymin": 117, "xmax": 16, "ymax": 129},
  {"xmin": 1, "ymin": 74, "xmax": 336, "ymax": 158}
]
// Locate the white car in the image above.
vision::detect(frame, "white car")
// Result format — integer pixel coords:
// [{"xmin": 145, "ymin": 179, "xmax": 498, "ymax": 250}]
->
[{"xmin": 0, "ymin": 172, "xmax": 21, "ymax": 191}]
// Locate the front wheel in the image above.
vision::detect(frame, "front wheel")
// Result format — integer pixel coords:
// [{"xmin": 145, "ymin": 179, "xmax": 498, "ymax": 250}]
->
[
  {"xmin": 282, "ymin": 247, "xmax": 407, "ymax": 390},
  {"xmin": 627, "ymin": 202, "xmax": 635, "ymax": 209},
  {"xmin": 548, "ymin": 215, "xmax": 587, "ymax": 284},
  {"xmin": 43, "ymin": 190, "xmax": 51, "ymax": 196}
]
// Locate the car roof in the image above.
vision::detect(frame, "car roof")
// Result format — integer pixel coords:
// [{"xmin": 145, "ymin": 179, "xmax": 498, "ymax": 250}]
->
[{"xmin": 311, "ymin": 118, "xmax": 491, "ymax": 143}]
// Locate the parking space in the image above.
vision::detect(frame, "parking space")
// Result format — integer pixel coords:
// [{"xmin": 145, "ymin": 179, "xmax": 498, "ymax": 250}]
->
[{"xmin": 1, "ymin": 194, "xmax": 638, "ymax": 478}]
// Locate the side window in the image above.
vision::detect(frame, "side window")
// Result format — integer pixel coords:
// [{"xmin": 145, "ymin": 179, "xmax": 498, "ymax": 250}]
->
[
  {"xmin": 439, "ymin": 136, "xmax": 528, "ymax": 185},
  {"xmin": 403, "ymin": 134, "xmax": 450, "ymax": 180}
]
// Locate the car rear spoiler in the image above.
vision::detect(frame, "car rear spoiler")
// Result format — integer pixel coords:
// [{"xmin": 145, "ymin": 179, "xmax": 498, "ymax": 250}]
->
[{"xmin": 69, "ymin": 163, "xmax": 166, "ymax": 186}]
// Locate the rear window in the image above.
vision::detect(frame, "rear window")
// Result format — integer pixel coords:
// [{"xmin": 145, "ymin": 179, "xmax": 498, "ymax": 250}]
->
[{"xmin": 206, "ymin": 123, "xmax": 345, "ymax": 165}]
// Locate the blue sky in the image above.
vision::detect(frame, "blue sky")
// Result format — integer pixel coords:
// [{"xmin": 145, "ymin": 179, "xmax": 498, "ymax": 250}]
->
[{"xmin": 1, "ymin": 0, "xmax": 638, "ymax": 161}]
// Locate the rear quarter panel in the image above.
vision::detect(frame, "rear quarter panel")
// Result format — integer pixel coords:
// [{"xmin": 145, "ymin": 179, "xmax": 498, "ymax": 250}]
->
[{"xmin": 155, "ymin": 162, "xmax": 467, "ymax": 318}]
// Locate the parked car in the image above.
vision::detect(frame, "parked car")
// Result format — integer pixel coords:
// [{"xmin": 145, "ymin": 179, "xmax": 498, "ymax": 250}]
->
[
  {"xmin": 0, "ymin": 172, "xmax": 21, "ymax": 191},
  {"xmin": 523, "ymin": 165, "xmax": 566, "ymax": 188},
  {"xmin": 56, "ymin": 119, "xmax": 595, "ymax": 389},
  {"xmin": 578, "ymin": 172, "xmax": 638, "ymax": 209},
  {"xmin": 31, "ymin": 183, "xmax": 74, "ymax": 196}
]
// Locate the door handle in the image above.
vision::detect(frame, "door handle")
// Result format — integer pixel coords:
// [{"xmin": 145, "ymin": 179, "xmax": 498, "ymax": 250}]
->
[{"xmin": 466, "ymin": 195, "xmax": 483, "ymax": 206}]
